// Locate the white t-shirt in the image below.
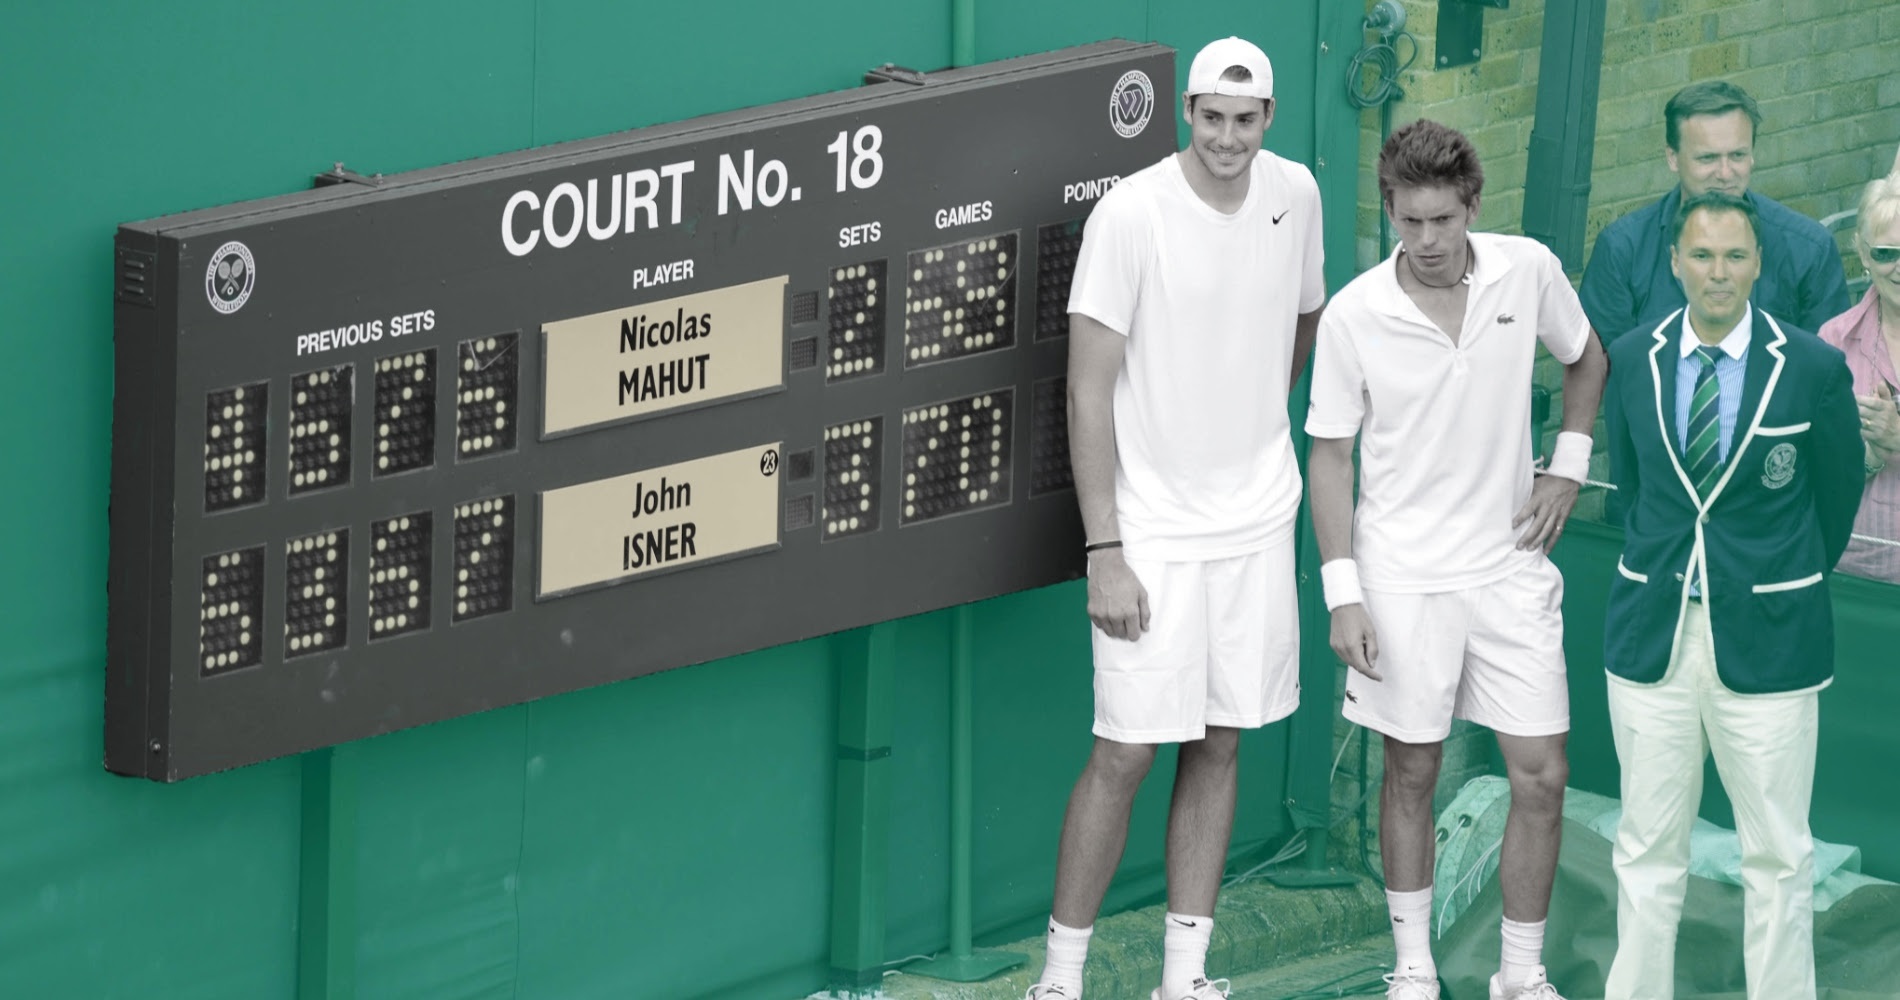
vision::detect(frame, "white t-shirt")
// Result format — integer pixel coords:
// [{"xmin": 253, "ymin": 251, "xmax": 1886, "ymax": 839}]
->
[
  {"xmin": 1304, "ymin": 233, "xmax": 1590, "ymax": 591},
  {"xmin": 1067, "ymin": 151, "xmax": 1326, "ymax": 560}
]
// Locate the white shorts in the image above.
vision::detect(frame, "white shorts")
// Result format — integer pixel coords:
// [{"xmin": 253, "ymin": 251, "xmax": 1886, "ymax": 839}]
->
[
  {"xmin": 1343, "ymin": 555, "xmax": 1569, "ymax": 744},
  {"xmin": 1091, "ymin": 539, "xmax": 1300, "ymax": 744}
]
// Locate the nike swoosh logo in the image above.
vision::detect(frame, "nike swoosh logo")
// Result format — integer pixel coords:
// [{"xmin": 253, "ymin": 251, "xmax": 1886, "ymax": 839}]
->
[
  {"xmin": 1171, "ymin": 917, "xmax": 1198, "ymax": 927},
  {"xmin": 1272, "ymin": 210, "xmax": 1289, "ymax": 224}
]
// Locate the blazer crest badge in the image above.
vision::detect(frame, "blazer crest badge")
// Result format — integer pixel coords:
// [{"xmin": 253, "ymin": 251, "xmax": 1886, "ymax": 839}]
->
[{"xmin": 1762, "ymin": 442, "xmax": 1798, "ymax": 489}]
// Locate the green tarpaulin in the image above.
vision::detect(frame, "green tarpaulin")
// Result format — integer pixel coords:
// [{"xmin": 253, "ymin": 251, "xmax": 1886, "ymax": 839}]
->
[{"xmin": 1435, "ymin": 818, "xmax": 1900, "ymax": 999}]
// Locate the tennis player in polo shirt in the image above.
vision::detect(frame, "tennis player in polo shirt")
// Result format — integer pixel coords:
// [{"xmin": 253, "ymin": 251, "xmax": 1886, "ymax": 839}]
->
[{"xmin": 1305, "ymin": 120, "xmax": 1607, "ymax": 1000}]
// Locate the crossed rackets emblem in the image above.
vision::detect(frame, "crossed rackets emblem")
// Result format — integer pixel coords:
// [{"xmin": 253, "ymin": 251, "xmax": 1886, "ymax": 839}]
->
[
  {"xmin": 215, "ymin": 255, "xmax": 247, "ymax": 298},
  {"xmin": 204, "ymin": 240, "xmax": 256, "ymax": 314}
]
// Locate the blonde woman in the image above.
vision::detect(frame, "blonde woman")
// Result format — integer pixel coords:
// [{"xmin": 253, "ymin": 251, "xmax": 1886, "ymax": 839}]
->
[{"xmin": 1817, "ymin": 167, "xmax": 1900, "ymax": 582}]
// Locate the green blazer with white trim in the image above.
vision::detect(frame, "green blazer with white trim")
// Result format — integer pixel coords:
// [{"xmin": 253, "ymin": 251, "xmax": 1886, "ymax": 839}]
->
[{"xmin": 1603, "ymin": 308, "xmax": 1863, "ymax": 693}]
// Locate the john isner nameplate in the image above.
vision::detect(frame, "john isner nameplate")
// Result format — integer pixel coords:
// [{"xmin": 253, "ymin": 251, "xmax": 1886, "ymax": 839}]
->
[
  {"xmin": 107, "ymin": 40, "xmax": 1177, "ymax": 779},
  {"xmin": 540, "ymin": 444, "xmax": 783, "ymax": 595}
]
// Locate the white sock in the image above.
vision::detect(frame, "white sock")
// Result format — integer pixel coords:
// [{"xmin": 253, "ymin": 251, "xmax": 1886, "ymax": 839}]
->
[
  {"xmin": 1039, "ymin": 918, "xmax": 1093, "ymax": 995},
  {"xmin": 1386, "ymin": 886, "xmax": 1436, "ymax": 976},
  {"xmin": 1161, "ymin": 912, "xmax": 1214, "ymax": 998},
  {"xmin": 1498, "ymin": 917, "xmax": 1546, "ymax": 990}
]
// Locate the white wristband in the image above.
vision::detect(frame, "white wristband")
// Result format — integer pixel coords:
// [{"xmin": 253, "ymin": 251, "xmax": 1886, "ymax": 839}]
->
[
  {"xmin": 1320, "ymin": 559, "xmax": 1364, "ymax": 610},
  {"xmin": 1544, "ymin": 431, "xmax": 1593, "ymax": 484}
]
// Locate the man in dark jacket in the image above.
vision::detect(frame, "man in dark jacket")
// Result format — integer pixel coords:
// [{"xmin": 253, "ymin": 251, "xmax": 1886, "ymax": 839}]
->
[
  {"xmin": 1582, "ymin": 81, "xmax": 1850, "ymax": 344},
  {"xmin": 1601, "ymin": 191, "xmax": 1863, "ymax": 1000}
]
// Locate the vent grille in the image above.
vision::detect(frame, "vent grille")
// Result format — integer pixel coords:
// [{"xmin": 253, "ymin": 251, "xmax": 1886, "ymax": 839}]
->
[
  {"xmin": 790, "ymin": 290, "xmax": 821, "ymax": 324},
  {"xmin": 117, "ymin": 248, "xmax": 156, "ymax": 307},
  {"xmin": 783, "ymin": 495, "xmax": 815, "ymax": 530},
  {"xmin": 789, "ymin": 336, "xmax": 819, "ymax": 371},
  {"xmin": 787, "ymin": 448, "xmax": 816, "ymax": 482}
]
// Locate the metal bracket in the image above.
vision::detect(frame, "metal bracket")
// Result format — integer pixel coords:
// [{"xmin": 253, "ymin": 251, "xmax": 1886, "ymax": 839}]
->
[
  {"xmin": 1364, "ymin": 0, "xmax": 1408, "ymax": 38},
  {"xmin": 313, "ymin": 162, "xmax": 385, "ymax": 189},
  {"xmin": 1437, "ymin": 0, "xmax": 1509, "ymax": 69},
  {"xmin": 863, "ymin": 63, "xmax": 929, "ymax": 86}
]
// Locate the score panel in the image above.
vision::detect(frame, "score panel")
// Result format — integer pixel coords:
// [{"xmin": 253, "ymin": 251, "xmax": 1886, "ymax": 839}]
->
[{"xmin": 108, "ymin": 40, "xmax": 1175, "ymax": 780}]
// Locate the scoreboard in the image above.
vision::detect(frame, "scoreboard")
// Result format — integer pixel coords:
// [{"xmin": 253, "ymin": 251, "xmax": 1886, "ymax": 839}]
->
[{"xmin": 108, "ymin": 40, "xmax": 1176, "ymax": 781}]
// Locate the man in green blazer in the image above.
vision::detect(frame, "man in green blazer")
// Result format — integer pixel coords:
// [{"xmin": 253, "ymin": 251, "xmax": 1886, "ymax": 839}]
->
[{"xmin": 1601, "ymin": 190, "xmax": 1863, "ymax": 1000}]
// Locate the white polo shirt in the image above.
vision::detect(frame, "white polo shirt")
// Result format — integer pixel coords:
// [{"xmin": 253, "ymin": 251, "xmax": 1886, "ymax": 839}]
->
[
  {"xmin": 1304, "ymin": 233, "xmax": 1590, "ymax": 591},
  {"xmin": 1068, "ymin": 150, "xmax": 1326, "ymax": 560}
]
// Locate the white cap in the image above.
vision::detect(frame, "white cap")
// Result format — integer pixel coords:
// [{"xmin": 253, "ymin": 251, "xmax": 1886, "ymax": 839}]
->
[{"xmin": 1185, "ymin": 36, "xmax": 1274, "ymax": 101}]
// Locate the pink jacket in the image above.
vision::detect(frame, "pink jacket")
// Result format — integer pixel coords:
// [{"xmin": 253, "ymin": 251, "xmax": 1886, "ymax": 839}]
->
[{"xmin": 1817, "ymin": 288, "xmax": 1900, "ymax": 583}]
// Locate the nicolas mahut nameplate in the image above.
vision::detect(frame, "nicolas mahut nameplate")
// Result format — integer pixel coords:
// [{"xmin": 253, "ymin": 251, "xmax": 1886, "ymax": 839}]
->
[{"xmin": 541, "ymin": 276, "xmax": 787, "ymax": 436}]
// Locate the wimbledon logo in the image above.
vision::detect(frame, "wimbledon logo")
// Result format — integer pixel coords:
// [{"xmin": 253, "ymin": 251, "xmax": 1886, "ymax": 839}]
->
[
  {"xmin": 205, "ymin": 241, "xmax": 256, "ymax": 315},
  {"xmin": 1110, "ymin": 70, "xmax": 1154, "ymax": 139}
]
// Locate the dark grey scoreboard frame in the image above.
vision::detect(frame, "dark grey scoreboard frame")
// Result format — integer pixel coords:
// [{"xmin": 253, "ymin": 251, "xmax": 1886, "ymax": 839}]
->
[{"xmin": 108, "ymin": 40, "xmax": 1176, "ymax": 780}]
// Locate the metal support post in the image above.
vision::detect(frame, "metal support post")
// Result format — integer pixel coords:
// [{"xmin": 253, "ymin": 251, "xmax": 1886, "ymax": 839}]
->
[
  {"xmin": 298, "ymin": 745, "xmax": 358, "ymax": 1000},
  {"xmin": 829, "ymin": 622, "xmax": 899, "ymax": 996},
  {"xmin": 905, "ymin": 605, "xmax": 1026, "ymax": 981}
]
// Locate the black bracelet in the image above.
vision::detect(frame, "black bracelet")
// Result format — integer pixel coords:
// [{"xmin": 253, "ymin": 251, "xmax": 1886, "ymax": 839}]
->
[{"xmin": 1084, "ymin": 540, "xmax": 1123, "ymax": 553}]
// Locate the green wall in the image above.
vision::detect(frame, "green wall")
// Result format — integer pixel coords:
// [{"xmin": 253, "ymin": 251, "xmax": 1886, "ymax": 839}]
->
[{"xmin": 0, "ymin": 3, "xmax": 1362, "ymax": 997}]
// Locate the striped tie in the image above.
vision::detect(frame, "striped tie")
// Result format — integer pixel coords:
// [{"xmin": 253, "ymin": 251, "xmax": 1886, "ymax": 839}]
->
[{"xmin": 1685, "ymin": 346, "xmax": 1724, "ymax": 496}]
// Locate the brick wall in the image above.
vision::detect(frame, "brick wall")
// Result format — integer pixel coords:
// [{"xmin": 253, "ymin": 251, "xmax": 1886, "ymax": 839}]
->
[
  {"xmin": 1352, "ymin": 0, "xmax": 1549, "ymax": 267},
  {"xmin": 1352, "ymin": 0, "xmax": 1900, "ymax": 274}
]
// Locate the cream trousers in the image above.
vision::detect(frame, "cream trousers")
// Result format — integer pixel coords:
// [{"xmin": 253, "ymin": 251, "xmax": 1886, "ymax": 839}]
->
[{"xmin": 1604, "ymin": 602, "xmax": 1819, "ymax": 1000}]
